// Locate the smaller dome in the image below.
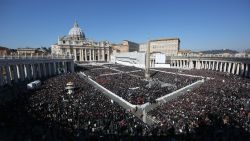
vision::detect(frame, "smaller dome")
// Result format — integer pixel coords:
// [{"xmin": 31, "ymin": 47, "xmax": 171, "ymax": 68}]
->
[{"xmin": 68, "ymin": 21, "xmax": 85, "ymax": 39}]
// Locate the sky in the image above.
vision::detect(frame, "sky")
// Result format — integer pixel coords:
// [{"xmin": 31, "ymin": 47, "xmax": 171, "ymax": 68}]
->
[{"xmin": 0, "ymin": 0, "xmax": 249, "ymax": 51}]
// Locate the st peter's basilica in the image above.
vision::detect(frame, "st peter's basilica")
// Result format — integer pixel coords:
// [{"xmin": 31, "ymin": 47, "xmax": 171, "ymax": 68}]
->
[{"xmin": 51, "ymin": 21, "xmax": 111, "ymax": 62}]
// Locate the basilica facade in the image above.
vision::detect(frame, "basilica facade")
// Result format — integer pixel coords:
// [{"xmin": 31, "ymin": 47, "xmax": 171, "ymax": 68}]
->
[{"xmin": 51, "ymin": 21, "xmax": 111, "ymax": 62}]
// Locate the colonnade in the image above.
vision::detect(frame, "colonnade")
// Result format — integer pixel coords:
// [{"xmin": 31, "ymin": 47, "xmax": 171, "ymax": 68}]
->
[
  {"xmin": 71, "ymin": 48, "xmax": 110, "ymax": 62},
  {"xmin": 0, "ymin": 58, "xmax": 74, "ymax": 86},
  {"xmin": 171, "ymin": 59, "xmax": 250, "ymax": 78}
]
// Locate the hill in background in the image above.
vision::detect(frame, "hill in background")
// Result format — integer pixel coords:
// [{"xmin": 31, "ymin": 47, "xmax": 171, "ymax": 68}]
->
[{"xmin": 200, "ymin": 49, "xmax": 238, "ymax": 54}]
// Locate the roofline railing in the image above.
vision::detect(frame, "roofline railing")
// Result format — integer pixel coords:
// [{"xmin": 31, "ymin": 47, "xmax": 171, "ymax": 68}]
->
[
  {"xmin": 170, "ymin": 54, "xmax": 250, "ymax": 59},
  {"xmin": 0, "ymin": 54, "xmax": 74, "ymax": 60}
]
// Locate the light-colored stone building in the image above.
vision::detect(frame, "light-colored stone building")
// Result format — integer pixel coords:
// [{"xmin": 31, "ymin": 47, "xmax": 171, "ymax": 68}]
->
[
  {"xmin": 139, "ymin": 38, "xmax": 180, "ymax": 56},
  {"xmin": 0, "ymin": 47, "xmax": 10, "ymax": 56},
  {"xmin": 16, "ymin": 47, "xmax": 49, "ymax": 56},
  {"xmin": 51, "ymin": 21, "xmax": 111, "ymax": 62},
  {"xmin": 111, "ymin": 40, "xmax": 139, "ymax": 53},
  {"xmin": 177, "ymin": 50, "xmax": 192, "ymax": 56},
  {"xmin": 17, "ymin": 48, "xmax": 37, "ymax": 56}
]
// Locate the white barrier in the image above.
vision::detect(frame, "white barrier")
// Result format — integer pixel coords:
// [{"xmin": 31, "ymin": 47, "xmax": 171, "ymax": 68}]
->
[
  {"xmin": 156, "ymin": 79, "xmax": 204, "ymax": 103},
  {"xmin": 78, "ymin": 72, "xmax": 136, "ymax": 110}
]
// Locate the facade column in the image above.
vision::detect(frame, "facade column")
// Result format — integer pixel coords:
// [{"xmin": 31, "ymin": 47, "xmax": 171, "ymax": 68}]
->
[
  {"xmin": 223, "ymin": 62, "xmax": 227, "ymax": 72},
  {"xmin": 13, "ymin": 65, "xmax": 18, "ymax": 83},
  {"xmin": 16, "ymin": 65, "xmax": 20, "ymax": 79},
  {"xmin": 51, "ymin": 62, "xmax": 55, "ymax": 76},
  {"xmin": 197, "ymin": 60, "xmax": 201, "ymax": 69},
  {"xmin": 74, "ymin": 49, "xmax": 77, "ymax": 61},
  {"xmin": 0, "ymin": 66, "xmax": 3, "ymax": 86},
  {"xmin": 53, "ymin": 62, "xmax": 57, "ymax": 75},
  {"xmin": 37, "ymin": 63, "xmax": 42, "ymax": 78},
  {"xmin": 107, "ymin": 47, "xmax": 110, "ymax": 62},
  {"xmin": 79, "ymin": 49, "xmax": 82, "ymax": 61},
  {"xmin": 195, "ymin": 61, "xmax": 198, "ymax": 69},
  {"xmin": 236, "ymin": 63, "xmax": 240, "ymax": 75},
  {"xmin": 24, "ymin": 64, "xmax": 28, "ymax": 79},
  {"xmin": 219, "ymin": 62, "xmax": 223, "ymax": 72},
  {"xmin": 212, "ymin": 61, "xmax": 215, "ymax": 70},
  {"xmin": 244, "ymin": 64, "xmax": 249, "ymax": 77},
  {"xmin": 26, "ymin": 64, "xmax": 32, "ymax": 80},
  {"xmin": 80, "ymin": 49, "xmax": 82, "ymax": 61},
  {"xmin": 102, "ymin": 49, "xmax": 105, "ymax": 61},
  {"xmin": 84, "ymin": 49, "xmax": 87, "ymax": 61},
  {"xmin": 231, "ymin": 63, "xmax": 236, "ymax": 74},
  {"xmin": 189, "ymin": 61, "xmax": 193, "ymax": 69},
  {"xmin": 48, "ymin": 62, "xmax": 52, "ymax": 76},
  {"xmin": 89, "ymin": 50, "xmax": 92, "ymax": 61},
  {"xmin": 64, "ymin": 62, "xmax": 67, "ymax": 73},
  {"xmin": 32, "ymin": 64, "xmax": 37, "ymax": 79},
  {"xmin": 208, "ymin": 61, "xmax": 211, "ymax": 69},
  {"xmin": 70, "ymin": 61, "xmax": 74, "ymax": 73},
  {"xmin": 19, "ymin": 64, "xmax": 25, "ymax": 81},
  {"xmin": 241, "ymin": 63, "xmax": 245, "ymax": 76},
  {"xmin": 92, "ymin": 49, "xmax": 95, "ymax": 61},
  {"xmin": 5, "ymin": 65, "xmax": 11, "ymax": 85},
  {"xmin": 227, "ymin": 63, "xmax": 232, "ymax": 73},
  {"xmin": 43, "ymin": 63, "xmax": 47, "ymax": 77},
  {"xmin": 82, "ymin": 49, "xmax": 84, "ymax": 61},
  {"xmin": 98, "ymin": 49, "xmax": 100, "ymax": 61},
  {"xmin": 214, "ymin": 61, "xmax": 219, "ymax": 71}
]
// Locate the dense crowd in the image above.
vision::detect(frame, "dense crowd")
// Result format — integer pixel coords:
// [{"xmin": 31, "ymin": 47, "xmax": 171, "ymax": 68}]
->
[
  {"xmin": 94, "ymin": 72, "xmax": 198, "ymax": 105},
  {"xmin": 81, "ymin": 65, "xmax": 199, "ymax": 105},
  {"xmin": 84, "ymin": 68, "xmax": 118, "ymax": 77},
  {"xmin": 0, "ymin": 73, "xmax": 152, "ymax": 141},
  {"xmin": 148, "ymin": 70, "xmax": 250, "ymax": 140},
  {"xmin": 1, "ymin": 64, "xmax": 250, "ymax": 140},
  {"xmin": 113, "ymin": 66, "xmax": 141, "ymax": 72}
]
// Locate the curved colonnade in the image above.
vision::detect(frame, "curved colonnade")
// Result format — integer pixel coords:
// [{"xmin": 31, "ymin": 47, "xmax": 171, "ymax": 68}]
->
[
  {"xmin": 171, "ymin": 56, "xmax": 250, "ymax": 78},
  {"xmin": 0, "ymin": 56, "xmax": 74, "ymax": 86}
]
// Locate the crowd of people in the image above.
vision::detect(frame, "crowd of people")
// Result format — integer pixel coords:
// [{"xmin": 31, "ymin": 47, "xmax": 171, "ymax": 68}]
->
[
  {"xmin": 0, "ymin": 73, "xmax": 153, "ymax": 140},
  {"xmin": 148, "ymin": 69, "xmax": 250, "ymax": 140},
  {"xmin": 0, "ymin": 64, "xmax": 250, "ymax": 140},
  {"xmin": 81, "ymin": 65, "xmax": 199, "ymax": 105}
]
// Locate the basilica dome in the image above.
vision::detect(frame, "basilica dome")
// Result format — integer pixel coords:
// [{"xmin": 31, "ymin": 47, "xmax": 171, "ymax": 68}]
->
[{"xmin": 68, "ymin": 21, "xmax": 85, "ymax": 39}]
